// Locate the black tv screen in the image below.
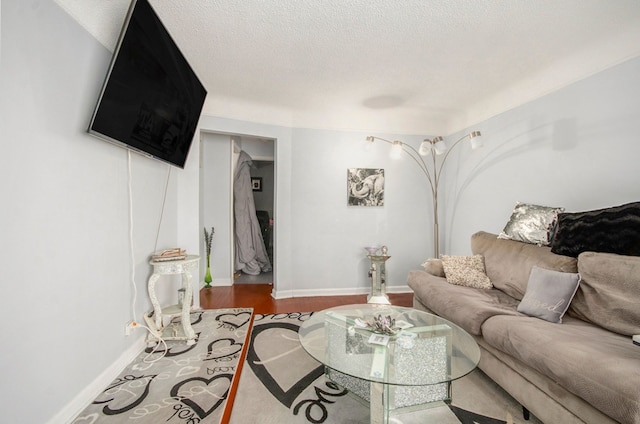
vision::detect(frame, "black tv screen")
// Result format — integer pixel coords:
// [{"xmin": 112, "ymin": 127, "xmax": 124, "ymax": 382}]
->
[{"xmin": 89, "ymin": 0, "xmax": 207, "ymax": 168}]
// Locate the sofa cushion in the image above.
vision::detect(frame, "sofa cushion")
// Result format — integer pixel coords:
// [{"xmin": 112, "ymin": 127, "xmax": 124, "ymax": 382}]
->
[
  {"xmin": 471, "ymin": 231, "xmax": 578, "ymax": 300},
  {"xmin": 481, "ymin": 315, "xmax": 640, "ymax": 424},
  {"xmin": 420, "ymin": 258, "xmax": 445, "ymax": 277},
  {"xmin": 550, "ymin": 201, "xmax": 640, "ymax": 257},
  {"xmin": 407, "ymin": 270, "xmax": 521, "ymax": 335},
  {"xmin": 441, "ymin": 254, "xmax": 492, "ymax": 289},
  {"xmin": 517, "ymin": 266, "xmax": 581, "ymax": 323},
  {"xmin": 569, "ymin": 251, "xmax": 640, "ymax": 336},
  {"xmin": 498, "ymin": 202, "xmax": 564, "ymax": 246}
]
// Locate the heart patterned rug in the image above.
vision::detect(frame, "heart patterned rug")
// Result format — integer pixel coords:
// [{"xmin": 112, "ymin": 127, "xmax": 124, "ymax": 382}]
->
[
  {"xmin": 72, "ymin": 308, "xmax": 252, "ymax": 424},
  {"xmin": 229, "ymin": 312, "xmax": 543, "ymax": 424}
]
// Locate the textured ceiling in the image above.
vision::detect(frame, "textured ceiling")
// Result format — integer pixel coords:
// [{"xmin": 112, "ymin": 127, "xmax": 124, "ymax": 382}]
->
[{"xmin": 55, "ymin": 0, "xmax": 640, "ymax": 135}]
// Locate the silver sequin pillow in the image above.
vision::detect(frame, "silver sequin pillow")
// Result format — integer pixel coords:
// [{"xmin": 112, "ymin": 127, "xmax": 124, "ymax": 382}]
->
[
  {"xmin": 441, "ymin": 255, "xmax": 492, "ymax": 289},
  {"xmin": 498, "ymin": 202, "xmax": 564, "ymax": 246}
]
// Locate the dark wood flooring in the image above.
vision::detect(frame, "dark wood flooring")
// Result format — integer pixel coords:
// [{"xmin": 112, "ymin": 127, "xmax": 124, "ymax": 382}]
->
[{"xmin": 200, "ymin": 283, "xmax": 414, "ymax": 313}]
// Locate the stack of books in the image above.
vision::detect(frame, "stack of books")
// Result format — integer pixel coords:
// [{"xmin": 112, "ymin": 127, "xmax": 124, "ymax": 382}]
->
[{"xmin": 152, "ymin": 248, "xmax": 187, "ymax": 262}]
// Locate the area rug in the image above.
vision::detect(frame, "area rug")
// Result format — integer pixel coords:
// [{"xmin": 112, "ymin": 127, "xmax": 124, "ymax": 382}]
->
[
  {"xmin": 72, "ymin": 308, "xmax": 252, "ymax": 424},
  {"xmin": 229, "ymin": 312, "xmax": 543, "ymax": 424}
]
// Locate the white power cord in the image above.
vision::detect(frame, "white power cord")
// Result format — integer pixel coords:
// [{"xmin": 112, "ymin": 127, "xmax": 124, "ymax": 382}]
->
[
  {"xmin": 127, "ymin": 151, "xmax": 173, "ymax": 362},
  {"xmin": 153, "ymin": 165, "xmax": 172, "ymax": 254},
  {"xmin": 127, "ymin": 150, "xmax": 138, "ymax": 323},
  {"xmin": 138, "ymin": 321, "xmax": 169, "ymax": 364}
]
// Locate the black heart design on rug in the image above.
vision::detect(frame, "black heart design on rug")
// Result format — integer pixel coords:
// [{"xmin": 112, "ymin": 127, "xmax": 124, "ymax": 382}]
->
[
  {"xmin": 215, "ymin": 311, "xmax": 252, "ymax": 329},
  {"xmin": 74, "ymin": 309, "xmax": 253, "ymax": 424},
  {"xmin": 247, "ymin": 321, "xmax": 324, "ymax": 408},
  {"xmin": 94, "ymin": 374, "xmax": 157, "ymax": 415},
  {"xmin": 189, "ymin": 311, "xmax": 204, "ymax": 327},
  {"xmin": 450, "ymin": 405, "xmax": 508, "ymax": 424},
  {"xmin": 144, "ymin": 340, "xmax": 198, "ymax": 357},
  {"xmin": 203, "ymin": 337, "xmax": 243, "ymax": 361},
  {"xmin": 170, "ymin": 373, "xmax": 233, "ymax": 418}
]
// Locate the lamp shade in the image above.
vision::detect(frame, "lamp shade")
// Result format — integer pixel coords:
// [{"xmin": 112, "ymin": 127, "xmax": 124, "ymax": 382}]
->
[
  {"xmin": 418, "ymin": 140, "xmax": 431, "ymax": 156},
  {"xmin": 432, "ymin": 136, "xmax": 447, "ymax": 155},
  {"xmin": 469, "ymin": 131, "xmax": 483, "ymax": 149},
  {"xmin": 391, "ymin": 141, "xmax": 403, "ymax": 159}
]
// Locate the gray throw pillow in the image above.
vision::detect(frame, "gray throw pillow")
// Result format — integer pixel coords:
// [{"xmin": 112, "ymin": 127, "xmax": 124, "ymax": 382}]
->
[{"xmin": 517, "ymin": 266, "xmax": 581, "ymax": 323}]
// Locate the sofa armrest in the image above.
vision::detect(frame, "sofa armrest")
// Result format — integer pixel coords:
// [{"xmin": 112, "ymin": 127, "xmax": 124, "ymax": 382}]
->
[
  {"xmin": 420, "ymin": 258, "xmax": 445, "ymax": 277},
  {"xmin": 408, "ymin": 268, "xmax": 445, "ymax": 322},
  {"xmin": 407, "ymin": 269, "xmax": 447, "ymax": 296}
]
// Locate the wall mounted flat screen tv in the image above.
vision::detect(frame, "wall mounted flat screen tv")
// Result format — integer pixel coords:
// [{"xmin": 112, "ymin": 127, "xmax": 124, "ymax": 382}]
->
[{"xmin": 89, "ymin": 0, "xmax": 207, "ymax": 168}]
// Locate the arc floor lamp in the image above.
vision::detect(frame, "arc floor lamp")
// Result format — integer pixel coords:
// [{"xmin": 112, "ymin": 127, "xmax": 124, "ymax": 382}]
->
[{"xmin": 365, "ymin": 131, "xmax": 483, "ymax": 258}]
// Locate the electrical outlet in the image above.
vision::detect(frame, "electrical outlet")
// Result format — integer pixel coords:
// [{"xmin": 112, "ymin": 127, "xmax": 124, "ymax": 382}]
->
[{"xmin": 125, "ymin": 321, "xmax": 137, "ymax": 336}]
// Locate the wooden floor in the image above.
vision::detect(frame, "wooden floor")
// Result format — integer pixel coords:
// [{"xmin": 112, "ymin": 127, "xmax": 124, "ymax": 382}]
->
[{"xmin": 200, "ymin": 283, "xmax": 414, "ymax": 313}]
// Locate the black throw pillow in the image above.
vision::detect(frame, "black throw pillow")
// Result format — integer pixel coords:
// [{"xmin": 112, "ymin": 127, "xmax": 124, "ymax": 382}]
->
[{"xmin": 550, "ymin": 201, "xmax": 640, "ymax": 257}]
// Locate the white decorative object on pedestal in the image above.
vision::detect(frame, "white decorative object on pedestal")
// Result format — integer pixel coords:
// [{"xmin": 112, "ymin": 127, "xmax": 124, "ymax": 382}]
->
[
  {"xmin": 144, "ymin": 255, "xmax": 200, "ymax": 345},
  {"xmin": 366, "ymin": 246, "xmax": 391, "ymax": 305}
]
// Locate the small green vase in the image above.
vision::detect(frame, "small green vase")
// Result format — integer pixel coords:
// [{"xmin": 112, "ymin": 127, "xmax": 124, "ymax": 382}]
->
[{"xmin": 204, "ymin": 256, "xmax": 212, "ymax": 288}]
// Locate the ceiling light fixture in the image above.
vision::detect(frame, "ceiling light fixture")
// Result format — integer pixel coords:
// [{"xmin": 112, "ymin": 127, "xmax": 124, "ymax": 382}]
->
[{"xmin": 365, "ymin": 131, "xmax": 483, "ymax": 258}]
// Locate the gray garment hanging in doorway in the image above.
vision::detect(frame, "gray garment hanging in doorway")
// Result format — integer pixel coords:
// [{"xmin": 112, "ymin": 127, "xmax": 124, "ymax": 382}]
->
[{"xmin": 234, "ymin": 150, "xmax": 272, "ymax": 275}]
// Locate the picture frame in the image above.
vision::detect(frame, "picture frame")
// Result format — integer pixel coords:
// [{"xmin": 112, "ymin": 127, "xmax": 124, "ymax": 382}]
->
[
  {"xmin": 347, "ymin": 168, "xmax": 384, "ymax": 206},
  {"xmin": 251, "ymin": 177, "xmax": 263, "ymax": 192}
]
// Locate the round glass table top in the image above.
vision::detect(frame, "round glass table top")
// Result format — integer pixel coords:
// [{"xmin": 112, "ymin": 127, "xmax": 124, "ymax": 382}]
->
[{"xmin": 298, "ymin": 304, "xmax": 480, "ymax": 386}]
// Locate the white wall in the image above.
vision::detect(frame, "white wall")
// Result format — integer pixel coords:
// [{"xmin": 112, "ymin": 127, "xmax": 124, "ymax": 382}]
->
[
  {"xmin": 440, "ymin": 56, "xmax": 640, "ymax": 254},
  {"xmin": 200, "ymin": 133, "xmax": 233, "ymax": 285},
  {"xmin": 243, "ymin": 137, "xmax": 275, "ymax": 160},
  {"xmin": 198, "ymin": 126, "xmax": 431, "ymax": 295},
  {"xmin": 1, "ymin": 2, "xmax": 193, "ymax": 423},
  {"xmin": 251, "ymin": 161, "xmax": 275, "ymax": 219},
  {"xmin": 288, "ymin": 128, "xmax": 431, "ymax": 293},
  {"xmin": 197, "ymin": 115, "xmax": 433, "ymax": 296}
]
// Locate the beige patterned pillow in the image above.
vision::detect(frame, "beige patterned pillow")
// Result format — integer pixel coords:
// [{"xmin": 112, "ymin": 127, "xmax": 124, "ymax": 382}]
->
[{"xmin": 441, "ymin": 255, "xmax": 492, "ymax": 289}]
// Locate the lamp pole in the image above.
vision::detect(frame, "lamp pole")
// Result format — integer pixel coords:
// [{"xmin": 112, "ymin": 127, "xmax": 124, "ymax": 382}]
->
[{"xmin": 366, "ymin": 131, "xmax": 482, "ymax": 258}]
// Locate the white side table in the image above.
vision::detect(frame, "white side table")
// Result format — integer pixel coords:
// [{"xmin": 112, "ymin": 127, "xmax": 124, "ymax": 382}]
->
[{"xmin": 144, "ymin": 255, "xmax": 200, "ymax": 345}]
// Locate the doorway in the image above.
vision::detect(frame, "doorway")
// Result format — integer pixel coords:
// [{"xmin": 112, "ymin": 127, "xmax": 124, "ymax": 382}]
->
[{"xmin": 200, "ymin": 132, "xmax": 275, "ymax": 287}]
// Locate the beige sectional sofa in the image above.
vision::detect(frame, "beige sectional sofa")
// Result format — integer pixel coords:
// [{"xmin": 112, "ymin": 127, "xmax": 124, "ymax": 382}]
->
[{"xmin": 407, "ymin": 231, "xmax": 640, "ymax": 424}]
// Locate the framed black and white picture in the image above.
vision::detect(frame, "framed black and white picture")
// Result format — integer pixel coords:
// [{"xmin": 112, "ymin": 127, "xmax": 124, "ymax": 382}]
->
[
  {"xmin": 251, "ymin": 177, "xmax": 263, "ymax": 192},
  {"xmin": 347, "ymin": 168, "xmax": 384, "ymax": 206}
]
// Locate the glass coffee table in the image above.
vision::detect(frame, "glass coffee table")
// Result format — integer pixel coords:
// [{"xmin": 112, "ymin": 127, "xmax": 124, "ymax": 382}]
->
[{"xmin": 298, "ymin": 304, "xmax": 480, "ymax": 424}]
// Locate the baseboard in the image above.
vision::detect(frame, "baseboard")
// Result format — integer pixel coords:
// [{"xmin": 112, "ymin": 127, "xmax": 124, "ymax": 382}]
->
[
  {"xmin": 273, "ymin": 285, "xmax": 412, "ymax": 299},
  {"xmin": 47, "ymin": 335, "xmax": 147, "ymax": 424},
  {"xmin": 205, "ymin": 278, "xmax": 233, "ymax": 287},
  {"xmin": 386, "ymin": 285, "xmax": 413, "ymax": 294}
]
